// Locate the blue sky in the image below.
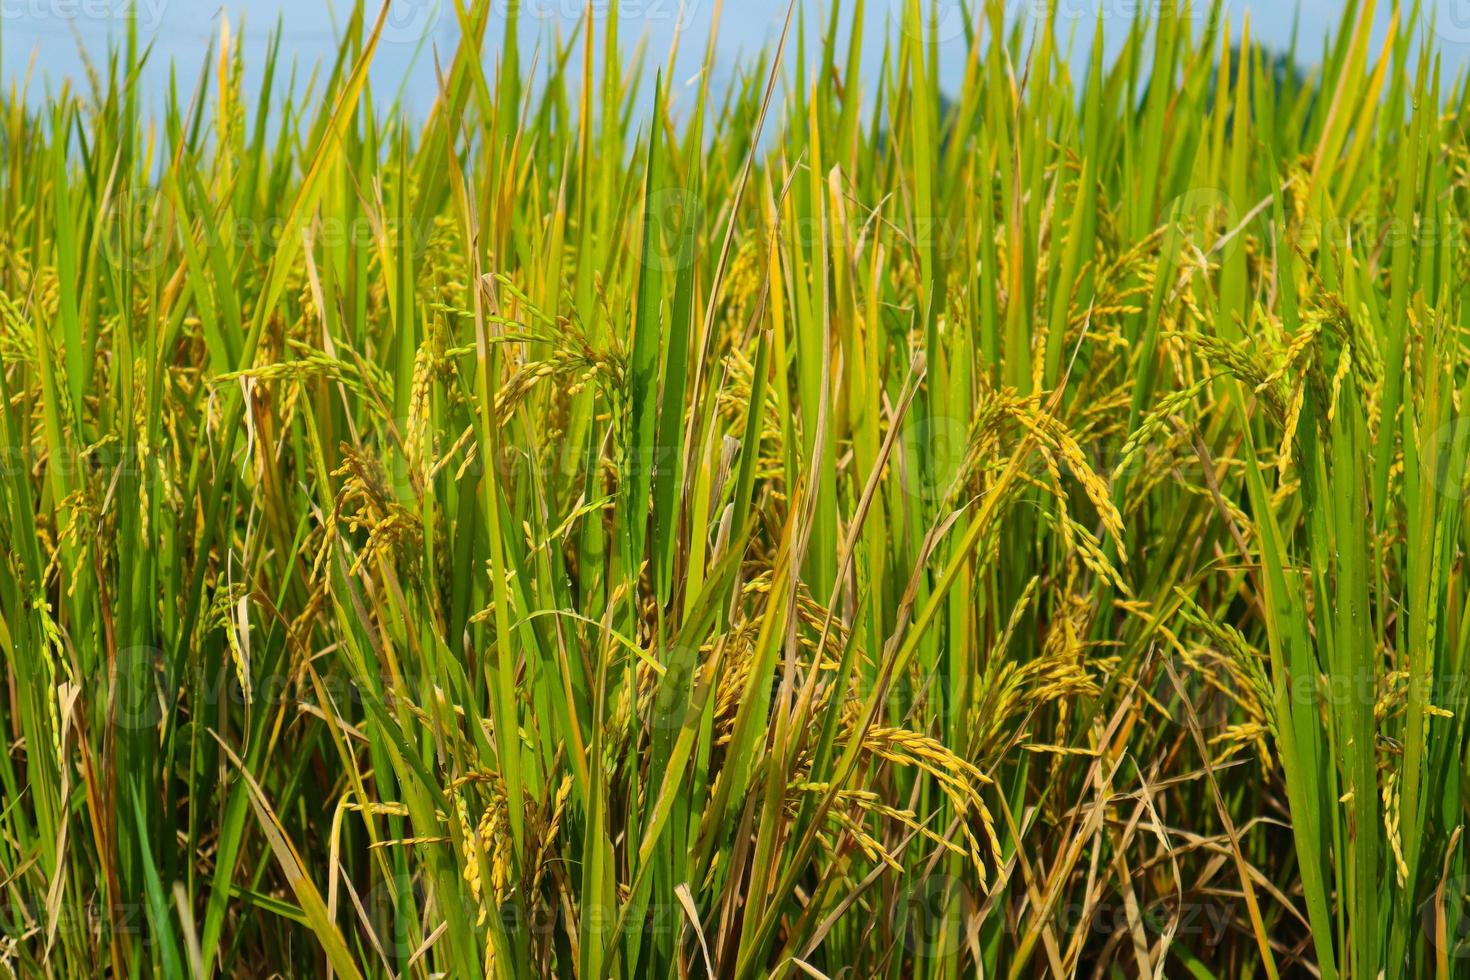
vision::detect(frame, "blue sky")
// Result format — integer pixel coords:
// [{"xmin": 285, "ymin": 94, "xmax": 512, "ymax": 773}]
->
[{"xmin": 0, "ymin": 1, "xmax": 1455, "ymax": 115}]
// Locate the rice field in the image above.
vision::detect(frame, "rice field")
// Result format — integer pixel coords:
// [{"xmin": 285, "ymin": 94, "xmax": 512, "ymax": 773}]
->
[{"xmin": 2, "ymin": 0, "xmax": 1469, "ymax": 976}]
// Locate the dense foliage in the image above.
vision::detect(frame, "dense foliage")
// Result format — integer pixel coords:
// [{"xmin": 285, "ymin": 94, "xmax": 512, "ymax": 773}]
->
[{"xmin": 2, "ymin": 1, "xmax": 1468, "ymax": 976}]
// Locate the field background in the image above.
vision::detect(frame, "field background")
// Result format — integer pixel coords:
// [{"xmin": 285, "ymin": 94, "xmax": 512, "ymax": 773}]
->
[
  {"xmin": 4, "ymin": 0, "xmax": 1470, "ymax": 978},
  {"xmin": 0, "ymin": 1, "xmax": 1436, "ymax": 109}
]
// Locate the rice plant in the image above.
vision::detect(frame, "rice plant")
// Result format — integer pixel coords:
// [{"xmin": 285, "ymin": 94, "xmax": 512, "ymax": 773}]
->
[{"xmin": 2, "ymin": 0, "xmax": 1469, "ymax": 976}]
